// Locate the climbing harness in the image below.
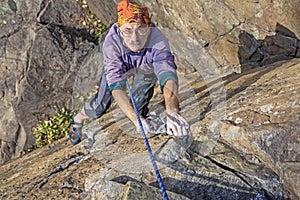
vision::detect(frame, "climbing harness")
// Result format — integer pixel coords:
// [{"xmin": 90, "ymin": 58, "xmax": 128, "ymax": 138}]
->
[{"xmin": 126, "ymin": 80, "xmax": 169, "ymax": 200}]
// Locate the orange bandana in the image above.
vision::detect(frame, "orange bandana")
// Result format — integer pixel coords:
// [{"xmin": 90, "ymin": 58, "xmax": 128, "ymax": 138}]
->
[{"xmin": 117, "ymin": 0, "xmax": 151, "ymax": 27}]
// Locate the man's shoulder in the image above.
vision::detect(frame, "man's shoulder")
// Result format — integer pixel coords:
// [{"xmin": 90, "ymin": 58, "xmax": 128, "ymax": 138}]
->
[
  {"xmin": 147, "ymin": 25, "xmax": 170, "ymax": 50},
  {"xmin": 102, "ymin": 23, "xmax": 122, "ymax": 50},
  {"xmin": 105, "ymin": 23, "xmax": 119, "ymax": 39}
]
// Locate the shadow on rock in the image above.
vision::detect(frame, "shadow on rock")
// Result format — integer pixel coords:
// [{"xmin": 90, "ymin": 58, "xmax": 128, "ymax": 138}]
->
[{"xmin": 238, "ymin": 23, "xmax": 300, "ymax": 71}]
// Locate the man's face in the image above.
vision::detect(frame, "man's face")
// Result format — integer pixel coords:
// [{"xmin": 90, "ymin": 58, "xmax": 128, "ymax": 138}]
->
[{"xmin": 119, "ymin": 22, "xmax": 150, "ymax": 52}]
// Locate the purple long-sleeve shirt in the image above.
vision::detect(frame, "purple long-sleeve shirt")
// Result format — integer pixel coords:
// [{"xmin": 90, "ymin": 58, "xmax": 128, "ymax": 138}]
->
[{"xmin": 102, "ymin": 23, "xmax": 178, "ymax": 91}]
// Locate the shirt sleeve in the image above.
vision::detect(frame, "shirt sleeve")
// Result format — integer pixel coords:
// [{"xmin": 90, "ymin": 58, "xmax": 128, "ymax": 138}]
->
[
  {"xmin": 102, "ymin": 33, "xmax": 127, "ymax": 91},
  {"xmin": 152, "ymin": 39, "xmax": 178, "ymax": 91}
]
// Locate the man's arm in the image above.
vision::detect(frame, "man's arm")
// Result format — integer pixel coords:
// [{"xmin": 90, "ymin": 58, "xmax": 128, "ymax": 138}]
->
[
  {"xmin": 112, "ymin": 89, "xmax": 158, "ymax": 134},
  {"xmin": 163, "ymin": 80, "xmax": 189, "ymax": 137},
  {"xmin": 163, "ymin": 80, "xmax": 179, "ymax": 114},
  {"xmin": 112, "ymin": 90, "xmax": 138, "ymax": 125}
]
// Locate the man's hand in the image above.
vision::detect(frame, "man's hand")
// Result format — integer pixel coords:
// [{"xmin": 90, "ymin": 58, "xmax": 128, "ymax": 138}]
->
[
  {"xmin": 162, "ymin": 80, "xmax": 189, "ymax": 137},
  {"xmin": 166, "ymin": 112, "xmax": 189, "ymax": 137},
  {"xmin": 136, "ymin": 118, "xmax": 159, "ymax": 135}
]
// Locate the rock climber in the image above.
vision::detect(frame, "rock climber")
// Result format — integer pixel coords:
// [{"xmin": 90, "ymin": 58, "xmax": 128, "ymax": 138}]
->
[{"xmin": 69, "ymin": 0, "xmax": 190, "ymax": 145}]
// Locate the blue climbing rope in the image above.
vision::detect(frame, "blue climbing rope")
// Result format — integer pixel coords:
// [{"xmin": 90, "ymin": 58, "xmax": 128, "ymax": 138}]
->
[{"xmin": 126, "ymin": 80, "xmax": 169, "ymax": 200}]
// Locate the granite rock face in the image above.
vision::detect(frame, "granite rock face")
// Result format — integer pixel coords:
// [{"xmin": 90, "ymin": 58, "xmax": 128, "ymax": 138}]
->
[
  {"xmin": 0, "ymin": 0, "xmax": 100, "ymax": 163},
  {"xmin": 0, "ymin": 60, "xmax": 299, "ymax": 199},
  {"xmin": 0, "ymin": 0, "xmax": 299, "ymax": 199},
  {"xmin": 87, "ymin": 0, "xmax": 300, "ymax": 74}
]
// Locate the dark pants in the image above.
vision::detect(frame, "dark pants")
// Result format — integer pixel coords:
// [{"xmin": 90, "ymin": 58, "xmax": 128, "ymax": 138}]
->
[{"xmin": 84, "ymin": 72, "xmax": 157, "ymax": 119}]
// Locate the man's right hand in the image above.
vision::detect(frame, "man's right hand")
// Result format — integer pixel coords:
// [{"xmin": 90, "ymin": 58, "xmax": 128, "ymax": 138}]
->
[{"xmin": 136, "ymin": 118, "xmax": 159, "ymax": 135}]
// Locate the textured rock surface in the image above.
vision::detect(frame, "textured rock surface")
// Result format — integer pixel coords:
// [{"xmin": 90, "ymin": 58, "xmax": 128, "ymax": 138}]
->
[
  {"xmin": 121, "ymin": 181, "xmax": 190, "ymax": 200},
  {"xmin": 0, "ymin": 59, "xmax": 299, "ymax": 199},
  {"xmin": 1, "ymin": 0, "xmax": 299, "ymax": 165},
  {"xmin": 0, "ymin": 0, "xmax": 299, "ymax": 199},
  {"xmin": 87, "ymin": 0, "xmax": 300, "ymax": 74},
  {"xmin": 0, "ymin": 0, "xmax": 100, "ymax": 163}
]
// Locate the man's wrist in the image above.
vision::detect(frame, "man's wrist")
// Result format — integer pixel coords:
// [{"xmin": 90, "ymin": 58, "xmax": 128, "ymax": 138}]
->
[
  {"xmin": 166, "ymin": 108, "xmax": 179, "ymax": 115},
  {"xmin": 132, "ymin": 115, "xmax": 145, "ymax": 127}
]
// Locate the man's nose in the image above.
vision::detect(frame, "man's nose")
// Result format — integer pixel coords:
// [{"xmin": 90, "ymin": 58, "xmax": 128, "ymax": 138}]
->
[{"xmin": 131, "ymin": 30, "xmax": 139, "ymax": 41}]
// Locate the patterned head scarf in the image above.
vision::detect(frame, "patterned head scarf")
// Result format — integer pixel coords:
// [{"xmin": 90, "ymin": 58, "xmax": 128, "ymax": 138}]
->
[{"xmin": 117, "ymin": 0, "xmax": 151, "ymax": 27}]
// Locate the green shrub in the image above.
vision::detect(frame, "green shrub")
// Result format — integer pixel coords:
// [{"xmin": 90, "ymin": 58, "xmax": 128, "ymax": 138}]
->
[
  {"xmin": 33, "ymin": 108, "xmax": 73, "ymax": 148},
  {"xmin": 32, "ymin": 1, "xmax": 107, "ymax": 148},
  {"xmin": 76, "ymin": 0, "xmax": 107, "ymax": 38}
]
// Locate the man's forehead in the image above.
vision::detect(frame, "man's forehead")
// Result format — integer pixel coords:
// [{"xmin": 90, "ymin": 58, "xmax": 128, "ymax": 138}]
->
[{"xmin": 121, "ymin": 22, "xmax": 147, "ymax": 29}]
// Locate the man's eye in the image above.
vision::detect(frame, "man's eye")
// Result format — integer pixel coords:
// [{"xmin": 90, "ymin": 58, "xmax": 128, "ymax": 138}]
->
[
  {"xmin": 124, "ymin": 29, "xmax": 133, "ymax": 34},
  {"xmin": 137, "ymin": 28, "xmax": 147, "ymax": 35}
]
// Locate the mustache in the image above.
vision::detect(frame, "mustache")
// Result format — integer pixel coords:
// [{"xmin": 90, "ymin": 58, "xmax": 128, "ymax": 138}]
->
[{"xmin": 129, "ymin": 40, "xmax": 141, "ymax": 46}]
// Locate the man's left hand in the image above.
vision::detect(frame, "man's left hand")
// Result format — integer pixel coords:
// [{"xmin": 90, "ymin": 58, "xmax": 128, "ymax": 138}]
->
[{"xmin": 166, "ymin": 112, "xmax": 189, "ymax": 137}]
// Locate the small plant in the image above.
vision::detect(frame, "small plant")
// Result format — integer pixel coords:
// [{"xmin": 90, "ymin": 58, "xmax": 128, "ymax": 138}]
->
[
  {"xmin": 76, "ymin": 0, "xmax": 107, "ymax": 38},
  {"xmin": 32, "ymin": 1, "xmax": 108, "ymax": 148},
  {"xmin": 33, "ymin": 108, "xmax": 73, "ymax": 148}
]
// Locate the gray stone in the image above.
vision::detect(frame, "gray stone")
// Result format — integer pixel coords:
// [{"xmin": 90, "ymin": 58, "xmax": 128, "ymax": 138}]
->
[
  {"xmin": 0, "ymin": 0, "xmax": 98, "ymax": 163},
  {"xmin": 122, "ymin": 181, "xmax": 190, "ymax": 200},
  {"xmin": 239, "ymin": 23, "xmax": 300, "ymax": 68},
  {"xmin": 0, "ymin": 0, "xmax": 299, "ymax": 199}
]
